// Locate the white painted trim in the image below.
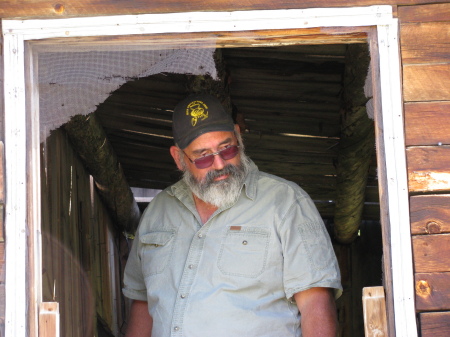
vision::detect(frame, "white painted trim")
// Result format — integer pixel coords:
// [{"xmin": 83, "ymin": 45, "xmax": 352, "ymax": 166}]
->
[
  {"xmin": 2, "ymin": 32, "xmax": 28, "ymax": 337},
  {"xmin": 25, "ymin": 41, "xmax": 43, "ymax": 337},
  {"xmin": 1, "ymin": 5, "xmax": 417, "ymax": 337},
  {"xmin": 3, "ymin": 6, "xmax": 393, "ymax": 40},
  {"xmin": 377, "ymin": 22, "xmax": 417, "ymax": 337}
]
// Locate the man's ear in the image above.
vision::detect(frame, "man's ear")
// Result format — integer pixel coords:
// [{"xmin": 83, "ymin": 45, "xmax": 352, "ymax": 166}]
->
[
  {"xmin": 170, "ymin": 146, "xmax": 185, "ymax": 171},
  {"xmin": 234, "ymin": 124, "xmax": 241, "ymax": 134}
]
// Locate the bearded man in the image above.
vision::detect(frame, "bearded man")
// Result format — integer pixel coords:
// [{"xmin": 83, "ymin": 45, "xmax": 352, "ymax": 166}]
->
[{"xmin": 123, "ymin": 93, "xmax": 342, "ymax": 337}]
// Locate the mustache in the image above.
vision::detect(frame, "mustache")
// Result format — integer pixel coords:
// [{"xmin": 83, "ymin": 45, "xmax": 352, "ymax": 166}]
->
[{"xmin": 203, "ymin": 164, "xmax": 239, "ymax": 184}]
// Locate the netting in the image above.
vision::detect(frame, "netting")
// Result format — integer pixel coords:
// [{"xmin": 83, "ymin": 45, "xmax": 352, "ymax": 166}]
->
[{"xmin": 38, "ymin": 47, "xmax": 218, "ymax": 141}]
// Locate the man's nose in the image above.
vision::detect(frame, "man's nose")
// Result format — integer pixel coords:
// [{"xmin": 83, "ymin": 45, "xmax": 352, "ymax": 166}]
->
[{"xmin": 211, "ymin": 153, "xmax": 226, "ymax": 170}]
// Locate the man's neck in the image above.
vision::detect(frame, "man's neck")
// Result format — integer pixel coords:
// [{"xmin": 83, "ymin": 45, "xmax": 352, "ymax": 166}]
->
[{"xmin": 193, "ymin": 194, "xmax": 218, "ymax": 224}]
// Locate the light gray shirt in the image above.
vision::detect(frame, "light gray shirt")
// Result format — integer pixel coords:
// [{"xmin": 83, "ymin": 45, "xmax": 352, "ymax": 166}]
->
[{"xmin": 123, "ymin": 161, "xmax": 342, "ymax": 337}]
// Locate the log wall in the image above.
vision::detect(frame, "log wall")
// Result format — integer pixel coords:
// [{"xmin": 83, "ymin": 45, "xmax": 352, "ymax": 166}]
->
[
  {"xmin": 40, "ymin": 129, "xmax": 124, "ymax": 336},
  {"xmin": 399, "ymin": 3, "xmax": 450, "ymax": 336}
]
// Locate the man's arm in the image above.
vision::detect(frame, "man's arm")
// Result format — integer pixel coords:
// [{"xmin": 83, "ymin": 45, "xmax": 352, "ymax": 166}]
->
[
  {"xmin": 125, "ymin": 300, "xmax": 153, "ymax": 337},
  {"xmin": 294, "ymin": 287, "xmax": 338, "ymax": 337}
]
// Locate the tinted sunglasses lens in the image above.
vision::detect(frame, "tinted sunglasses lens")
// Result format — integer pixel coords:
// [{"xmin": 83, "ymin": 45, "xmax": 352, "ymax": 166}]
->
[
  {"xmin": 193, "ymin": 145, "xmax": 239, "ymax": 169},
  {"xmin": 220, "ymin": 145, "xmax": 239, "ymax": 160},
  {"xmin": 194, "ymin": 155, "xmax": 215, "ymax": 169}
]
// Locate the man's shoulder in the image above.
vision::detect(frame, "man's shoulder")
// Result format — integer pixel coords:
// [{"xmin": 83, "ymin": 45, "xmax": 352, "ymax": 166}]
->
[{"xmin": 256, "ymin": 170, "xmax": 310, "ymax": 200}]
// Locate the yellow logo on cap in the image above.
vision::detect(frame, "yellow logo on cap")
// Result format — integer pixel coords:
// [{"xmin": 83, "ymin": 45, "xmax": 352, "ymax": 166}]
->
[{"xmin": 186, "ymin": 100, "xmax": 208, "ymax": 126}]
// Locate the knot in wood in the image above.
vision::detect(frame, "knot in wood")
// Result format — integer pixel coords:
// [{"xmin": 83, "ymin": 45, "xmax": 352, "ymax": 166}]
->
[
  {"xmin": 416, "ymin": 280, "xmax": 431, "ymax": 298},
  {"xmin": 53, "ymin": 4, "xmax": 65, "ymax": 14},
  {"xmin": 426, "ymin": 221, "xmax": 441, "ymax": 234}
]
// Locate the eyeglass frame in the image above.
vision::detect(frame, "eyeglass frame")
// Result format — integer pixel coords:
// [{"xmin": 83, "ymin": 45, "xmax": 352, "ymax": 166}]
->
[{"xmin": 182, "ymin": 145, "xmax": 240, "ymax": 169}]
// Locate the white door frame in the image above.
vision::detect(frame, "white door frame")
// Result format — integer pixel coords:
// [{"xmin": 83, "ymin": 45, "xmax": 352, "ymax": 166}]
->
[{"xmin": 2, "ymin": 5, "xmax": 415, "ymax": 337}]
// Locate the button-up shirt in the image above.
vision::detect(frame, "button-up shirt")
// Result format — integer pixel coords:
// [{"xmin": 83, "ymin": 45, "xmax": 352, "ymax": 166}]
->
[{"xmin": 123, "ymin": 161, "xmax": 342, "ymax": 337}]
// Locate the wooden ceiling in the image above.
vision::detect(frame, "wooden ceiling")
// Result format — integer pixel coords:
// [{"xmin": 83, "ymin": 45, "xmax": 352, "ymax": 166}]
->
[{"xmin": 94, "ymin": 44, "xmax": 379, "ymax": 221}]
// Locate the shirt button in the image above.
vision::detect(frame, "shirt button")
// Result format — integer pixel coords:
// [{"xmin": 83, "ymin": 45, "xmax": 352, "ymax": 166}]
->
[
  {"xmin": 181, "ymin": 294, "xmax": 186, "ymax": 299},
  {"xmin": 198, "ymin": 233, "xmax": 203, "ymax": 238},
  {"xmin": 188, "ymin": 264, "xmax": 194, "ymax": 269},
  {"xmin": 174, "ymin": 326, "xmax": 180, "ymax": 331}
]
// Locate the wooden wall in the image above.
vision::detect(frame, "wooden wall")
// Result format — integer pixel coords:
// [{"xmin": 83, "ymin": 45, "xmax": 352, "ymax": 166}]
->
[
  {"xmin": 399, "ymin": 3, "xmax": 450, "ymax": 337},
  {"xmin": 40, "ymin": 129, "xmax": 125, "ymax": 337},
  {"xmin": 2, "ymin": 2, "xmax": 450, "ymax": 337}
]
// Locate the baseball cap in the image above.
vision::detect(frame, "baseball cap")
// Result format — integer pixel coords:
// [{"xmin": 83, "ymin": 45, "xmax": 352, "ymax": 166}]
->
[{"xmin": 172, "ymin": 93, "xmax": 235, "ymax": 149}]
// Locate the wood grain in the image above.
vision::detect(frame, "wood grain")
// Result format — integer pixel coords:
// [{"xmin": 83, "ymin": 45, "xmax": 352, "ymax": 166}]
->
[
  {"xmin": 410, "ymin": 194, "xmax": 450, "ymax": 235},
  {"xmin": 403, "ymin": 64, "xmax": 450, "ymax": 102},
  {"xmin": 362, "ymin": 287, "xmax": 388, "ymax": 337},
  {"xmin": 38, "ymin": 302, "xmax": 60, "ymax": 337},
  {"xmin": 407, "ymin": 146, "xmax": 450, "ymax": 192},
  {"xmin": 0, "ymin": 143, "xmax": 4, "ymax": 242},
  {"xmin": 404, "ymin": 102, "xmax": 450, "ymax": 146},
  {"xmin": 398, "ymin": 3, "xmax": 450, "ymax": 23},
  {"xmin": 419, "ymin": 311, "xmax": 450, "ymax": 337},
  {"xmin": 412, "ymin": 234, "xmax": 450, "ymax": 273},
  {"xmin": 415, "ymin": 273, "xmax": 450, "ymax": 311},
  {"xmin": 401, "ymin": 22, "xmax": 450, "ymax": 64},
  {"xmin": 0, "ymin": 1, "xmax": 431, "ymax": 20}
]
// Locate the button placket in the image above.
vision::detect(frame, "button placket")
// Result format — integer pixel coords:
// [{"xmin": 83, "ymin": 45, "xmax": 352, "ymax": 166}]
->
[{"xmin": 170, "ymin": 228, "xmax": 207, "ymax": 336}]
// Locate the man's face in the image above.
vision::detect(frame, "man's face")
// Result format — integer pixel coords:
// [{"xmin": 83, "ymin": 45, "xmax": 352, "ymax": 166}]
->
[
  {"xmin": 181, "ymin": 130, "xmax": 242, "ymax": 182},
  {"xmin": 170, "ymin": 126, "xmax": 250, "ymax": 208}
]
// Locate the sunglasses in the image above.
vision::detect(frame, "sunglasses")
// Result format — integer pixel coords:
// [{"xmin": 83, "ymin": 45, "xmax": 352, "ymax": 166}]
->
[{"xmin": 183, "ymin": 145, "xmax": 240, "ymax": 169}]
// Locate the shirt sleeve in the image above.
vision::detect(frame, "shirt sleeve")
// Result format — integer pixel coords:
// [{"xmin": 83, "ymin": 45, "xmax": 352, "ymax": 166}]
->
[
  {"xmin": 280, "ymin": 194, "xmax": 342, "ymax": 301},
  {"xmin": 122, "ymin": 228, "xmax": 148, "ymax": 301}
]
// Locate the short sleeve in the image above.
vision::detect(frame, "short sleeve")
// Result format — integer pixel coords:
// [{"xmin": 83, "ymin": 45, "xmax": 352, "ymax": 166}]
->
[
  {"xmin": 280, "ymin": 195, "xmax": 342, "ymax": 301},
  {"xmin": 122, "ymin": 228, "xmax": 148, "ymax": 301}
]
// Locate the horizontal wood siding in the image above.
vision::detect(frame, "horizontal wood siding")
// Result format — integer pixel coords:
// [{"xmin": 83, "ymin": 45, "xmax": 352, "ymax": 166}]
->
[
  {"xmin": 403, "ymin": 64, "xmax": 450, "ymax": 102},
  {"xmin": 398, "ymin": 3, "xmax": 450, "ymax": 22},
  {"xmin": 405, "ymin": 102, "xmax": 450, "ymax": 146},
  {"xmin": 412, "ymin": 234, "xmax": 450, "ymax": 273},
  {"xmin": 406, "ymin": 146, "xmax": 450, "ymax": 192},
  {"xmin": 400, "ymin": 2, "xmax": 450, "ymax": 336},
  {"xmin": 410, "ymin": 195, "xmax": 450, "ymax": 235},
  {"xmin": 0, "ymin": 0, "xmax": 447, "ymax": 19},
  {"xmin": 415, "ymin": 273, "xmax": 450, "ymax": 311},
  {"xmin": 419, "ymin": 312, "xmax": 450, "ymax": 337}
]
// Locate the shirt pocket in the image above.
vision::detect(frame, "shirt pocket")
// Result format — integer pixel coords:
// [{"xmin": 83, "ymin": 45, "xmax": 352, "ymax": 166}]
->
[
  {"xmin": 139, "ymin": 231, "xmax": 175, "ymax": 277},
  {"xmin": 217, "ymin": 226, "xmax": 270, "ymax": 278}
]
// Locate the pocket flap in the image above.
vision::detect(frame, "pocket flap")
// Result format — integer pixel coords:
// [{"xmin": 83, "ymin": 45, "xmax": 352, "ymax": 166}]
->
[{"xmin": 140, "ymin": 231, "xmax": 174, "ymax": 246}]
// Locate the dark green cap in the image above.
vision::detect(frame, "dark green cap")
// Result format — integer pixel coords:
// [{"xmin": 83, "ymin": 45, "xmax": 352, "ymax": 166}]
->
[{"xmin": 172, "ymin": 93, "xmax": 234, "ymax": 149}]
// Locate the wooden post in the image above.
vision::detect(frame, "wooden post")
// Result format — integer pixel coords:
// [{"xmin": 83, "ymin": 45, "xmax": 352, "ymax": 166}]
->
[
  {"xmin": 363, "ymin": 286, "xmax": 388, "ymax": 337},
  {"xmin": 39, "ymin": 302, "xmax": 60, "ymax": 337}
]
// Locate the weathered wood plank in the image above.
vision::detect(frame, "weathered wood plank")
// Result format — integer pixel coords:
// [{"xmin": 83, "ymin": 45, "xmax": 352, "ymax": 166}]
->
[
  {"xmin": 404, "ymin": 102, "xmax": 450, "ymax": 146},
  {"xmin": 410, "ymin": 194, "xmax": 450, "ymax": 235},
  {"xmin": 403, "ymin": 64, "xmax": 450, "ymax": 102},
  {"xmin": 415, "ymin": 273, "xmax": 450, "ymax": 311},
  {"xmin": 412, "ymin": 234, "xmax": 450, "ymax": 273},
  {"xmin": 1, "ymin": 0, "xmax": 448, "ymax": 19},
  {"xmin": 407, "ymin": 146, "xmax": 450, "ymax": 193},
  {"xmin": 39, "ymin": 302, "xmax": 60, "ymax": 337},
  {"xmin": 415, "ymin": 273, "xmax": 450, "ymax": 313},
  {"xmin": 398, "ymin": 3, "xmax": 450, "ymax": 23},
  {"xmin": 419, "ymin": 311, "xmax": 450, "ymax": 337},
  {"xmin": 400, "ymin": 22, "xmax": 450, "ymax": 64},
  {"xmin": 362, "ymin": 287, "xmax": 388, "ymax": 337},
  {"xmin": 0, "ymin": 143, "xmax": 4, "ymax": 242}
]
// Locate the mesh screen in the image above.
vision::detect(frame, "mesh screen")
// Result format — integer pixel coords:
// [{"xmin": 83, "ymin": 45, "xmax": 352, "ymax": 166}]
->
[{"xmin": 39, "ymin": 47, "xmax": 217, "ymax": 141}]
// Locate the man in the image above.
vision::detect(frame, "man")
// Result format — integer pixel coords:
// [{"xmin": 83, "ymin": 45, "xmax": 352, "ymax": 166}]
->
[{"xmin": 123, "ymin": 93, "xmax": 342, "ymax": 337}]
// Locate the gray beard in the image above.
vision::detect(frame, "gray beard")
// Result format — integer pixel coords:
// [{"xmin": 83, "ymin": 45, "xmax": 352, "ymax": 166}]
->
[{"xmin": 183, "ymin": 152, "xmax": 251, "ymax": 209}]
